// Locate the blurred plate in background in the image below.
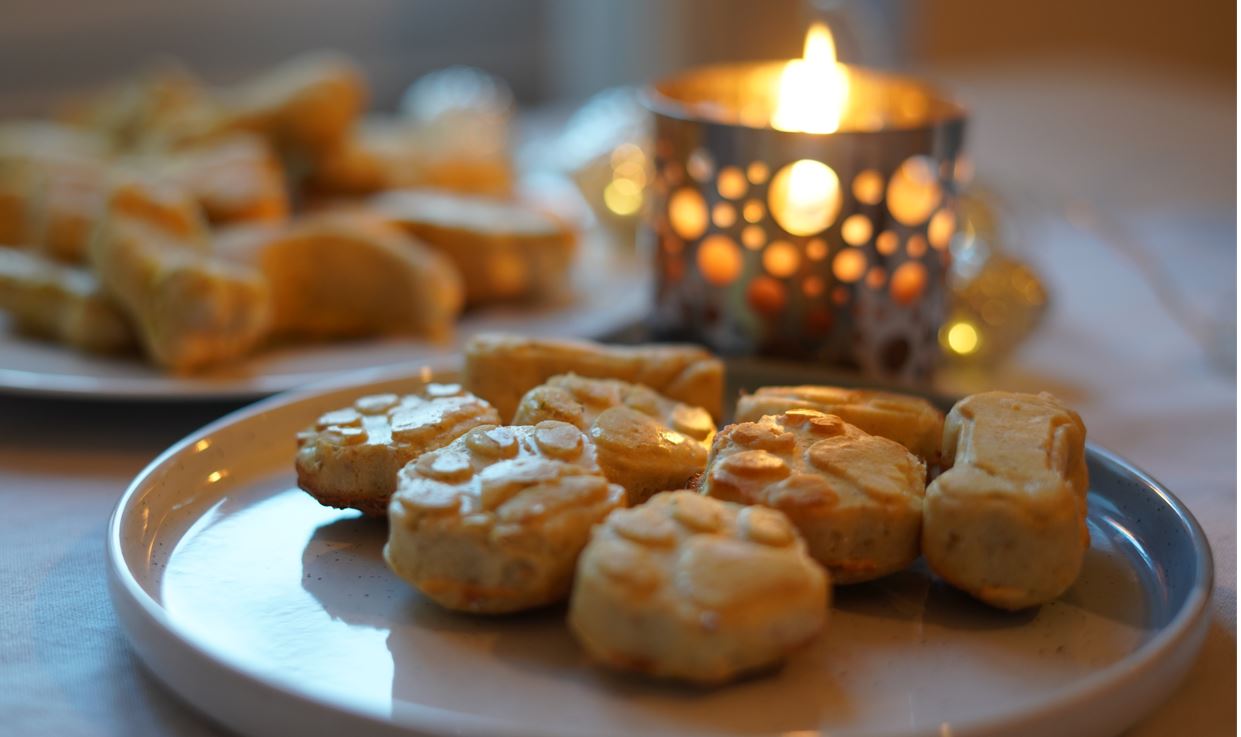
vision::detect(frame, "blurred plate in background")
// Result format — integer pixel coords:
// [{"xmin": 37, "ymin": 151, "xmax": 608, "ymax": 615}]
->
[{"xmin": 0, "ymin": 229, "xmax": 645, "ymax": 401}]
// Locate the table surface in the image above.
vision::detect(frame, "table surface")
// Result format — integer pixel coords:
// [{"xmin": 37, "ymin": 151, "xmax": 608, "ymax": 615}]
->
[{"xmin": 1, "ymin": 59, "xmax": 1235, "ymax": 736}]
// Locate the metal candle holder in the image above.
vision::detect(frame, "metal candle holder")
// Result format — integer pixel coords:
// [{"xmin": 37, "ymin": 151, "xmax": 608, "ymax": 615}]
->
[{"xmin": 642, "ymin": 62, "xmax": 968, "ymax": 380}]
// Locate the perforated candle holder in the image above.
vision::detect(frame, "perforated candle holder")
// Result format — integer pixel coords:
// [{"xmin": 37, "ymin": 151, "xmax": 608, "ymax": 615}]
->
[{"xmin": 642, "ymin": 62, "xmax": 968, "ymax": 380}]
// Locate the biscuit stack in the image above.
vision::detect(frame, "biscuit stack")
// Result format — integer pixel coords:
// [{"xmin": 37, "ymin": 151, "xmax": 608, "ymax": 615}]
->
[{"xmin": 294, "ymin": 334, "xmax": 1090, "ymax": 685}]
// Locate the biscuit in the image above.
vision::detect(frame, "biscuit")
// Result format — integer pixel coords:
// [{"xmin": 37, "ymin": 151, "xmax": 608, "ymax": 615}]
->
[
  {"xmin": 701, "ymin": 410, "xmax": 926, "ymax": 583},
  {"xmin": 513, "ymin": 374, "xmax": 714, "ymax": 504},
  {"xmin": 922, "ymin": 391, "xmax": 1089, "ymax": 610},
  {"xmin": 212, "ymin": 52, "xmax": 365, "ymax": 157},
  {"xmin": 28, "ymin": 157, "xmax": 111, "ymax": 263},
  {"xmin": 370, "ymin": 189, "xmax": 575, "ymax": 305},
  {"xmin": 215, "ymin": 211, "xmax": 462, "ymax": 339},
  {"xmin": 305, "ymin": 117, "xmax": 512, "ymax": 197},
  {"xmin": 155, "ymin": 134, "xmax": 288, "ymax": 225},
  {"xmin": 0, "ymin": 246, "xmax": 134, "ymax": 352},
  {"xmin": 89, "ymin": 178, "xmax": 271, "ymax": 371},
  {"xmin": 464, "ymin": 333, "xmax": 725, "ymax": 422},
  {"xmin": 58, "ymin": 63, "xmax": 211, "ymax": 151},
  {"xmin": 385, "ymin": 421, "xmax": 625, "ymax": 613},
  {"xmin": 734, "ymin": 385, "xmax": 944, "ymax": 465},
  {"xmin": 568, "ymin": 491, "xmax": 828, "ymax": 684},
  {"xmin": 0, "ymin": 124, "xmax": 111, "ymax": 259},
  {"xmin": 296, "ymin": 383, "xmax": 499, "ymax": 516}
]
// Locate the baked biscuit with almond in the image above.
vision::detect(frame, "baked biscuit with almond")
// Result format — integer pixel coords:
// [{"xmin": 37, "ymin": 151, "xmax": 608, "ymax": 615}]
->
[
  {"xmin": 569, "ymin": 491, "xmax": 828, "ymax": 685},
  {"xmin": 296, "ymin": 383, "xmax": 500, "ymax": 516},
  {"xmin": 701, "ymin": 409, "xmax": 926, "ymax": 584},
  {"xmin": 386, "ymin": 421, "xmax": 625, "ymax": 614},
  {"xmin": 513, "ymin": 374, "xmax": 714, "ymax": 505}
]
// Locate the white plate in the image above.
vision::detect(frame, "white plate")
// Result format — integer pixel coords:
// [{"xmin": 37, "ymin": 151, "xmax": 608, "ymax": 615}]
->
[
  {"xmin": 0, "ymin": 232, "xmax": 645, "ymax": 401},
  {"xmin": 107, "ymin": 365, "xmax": 1213, "ymax": 737}
]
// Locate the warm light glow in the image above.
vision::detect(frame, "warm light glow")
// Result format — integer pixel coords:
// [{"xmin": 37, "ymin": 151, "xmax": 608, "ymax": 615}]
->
[
  {"xmin": 876, "ymin": 230, "xmax": 899, "ymax": 255},
  {"xmin": 772, "ymin": 22, "xmax": 850, "ymax": 134},
  {"xmin": 944, "ymin": 321, "xmax": 980, "ymax": 355},
  {"xmin": 717, "ymin": 167, "xmax": 748, "ymax": 199},
  {"xmin": 741, "ymin": 225, "xmax": 765, "ymax": 249},
  {"xmin": 762, "ymin": 240, "xmax": 801, "ymax": 278},
  {"xmin": 768, "ymin": 159, "xmax": 841, "ymax": 235},
  {"xmin": 604, "ymin": 179, "xmax": 643, "ymax": 215},
  {"xmin": 747, "ymin": 277, "xmax": 787, "ymax": 315},
  {"xmin": 841, "ymin": 214, "xmax": 873, "ymax": 246},
  {"xmin": 697, "ymin": 235, "xmax": 743, "ymax": 285},
  {"xmin": 928, "ymin": 209, "xmax": 956, "ymax": 249},
  {"xmin": 852, "ymin": 170, "xmax": 884, "ymax": 205},
  {"xmin": 669, "ymin": 188, "xmax": 708, "ymax": 239},
  {"xmin": 832, "ymin": 248, "xmax": 866, "ymax": 282},
  {"xmin": 888, "ymin": 156, "xmax": 941, "ymax": 225},
  {"xmin": 890, "ymin": 261, "xmax": 927, "ymax": 304}
]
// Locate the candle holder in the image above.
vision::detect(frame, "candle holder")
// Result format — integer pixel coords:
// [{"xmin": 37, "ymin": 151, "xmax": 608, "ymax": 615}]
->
[{"xmin": 642, "ymin": 61, "xmax": 967, "ymax": 381}]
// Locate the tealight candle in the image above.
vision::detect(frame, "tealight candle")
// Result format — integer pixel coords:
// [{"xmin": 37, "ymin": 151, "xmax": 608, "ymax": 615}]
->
[{"xmin": 642, "ymin": 21, "xmax": 968, "ymax": 380}]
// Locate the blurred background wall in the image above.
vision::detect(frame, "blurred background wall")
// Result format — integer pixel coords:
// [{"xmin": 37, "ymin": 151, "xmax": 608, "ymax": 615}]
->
[{"xmin": 0, "ymin": 0, "xmax": 1231, "ymax": 113}]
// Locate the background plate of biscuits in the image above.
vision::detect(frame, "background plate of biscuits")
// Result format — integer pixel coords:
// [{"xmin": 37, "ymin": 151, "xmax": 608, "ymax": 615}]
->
[
  {"xmin": 107, "ymin": 335, "xmax": 1212, "ymax": 737},
  {"xmin": 0, "ymin": 55, "xmax": 647, "ymax": 401}
]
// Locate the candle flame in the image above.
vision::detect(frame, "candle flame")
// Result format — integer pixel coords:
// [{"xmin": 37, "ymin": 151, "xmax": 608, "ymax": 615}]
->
[{"xmin": 772, "ymin": 21, "xmax": 849, "ymax": 134}]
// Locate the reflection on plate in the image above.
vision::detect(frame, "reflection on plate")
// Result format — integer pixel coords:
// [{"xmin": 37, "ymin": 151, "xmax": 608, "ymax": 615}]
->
[
  {"xmin": 0, "ymin": 234, "xmax": 644, "ymax": 401},
  {"xmin": 107, "ymin": 364, "xmax": 1212, "ymax": 737}
]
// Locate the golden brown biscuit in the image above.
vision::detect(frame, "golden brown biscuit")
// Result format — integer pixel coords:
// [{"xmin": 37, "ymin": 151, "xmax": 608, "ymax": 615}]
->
[
  {"xmin": 154, "ymin": 134, "xmax": 288, "ymax": 225},
  {"xmin": 701, "ymin": 409, "xmax": 926, "ymax": 583},
  {"xmin": 305, "ymin": 117, "xmax": 512, "ymax": 197},
  {"xmin": 58, "ymin": 63, "xmax": 211, "ymax": 151},
  {"xmin": 0, "ymin": 123, "xmax": 111, "ymax": 257},
  {"xmin": 370, "ymin": 189, "xmax": 575, "ymax": 305},
  {"xmin": 211, "ymin": 52, "xmax": 365, "ymax": 157},
  {"xmin": 295, "ymin": 384, "xmax": 500, "ymax": 516},
  {"xmin": 385, "ymin": 421, "xmax": 625, "ymax": 613},
  {"xmin": 513, "ymin": 374, "xmax": 714, "ymax": 504},
  {"xmin": 215, "ymin": 211, "xmax": 462, "ymax": 339},
  {"xmin": 569, "ymin": 491, "xmax": 828, "ymax": 685},
  {"xmin": 923, "ymin": 392, "xmax": 1089, "ymax": 610},
  {"xmin": 0, "ymin": 246, "xmax": 134, "ymax": 352},
  {"xmin": 734, "ymin": 385, "xmax": 944, "ymax": 465},
  {"xmin": 464, "ymin": 333, "xmax": 725, "ymax": 422},
  {"xmin": 89, "ymin": 178, "xmax": 271, "ymax": 370}
]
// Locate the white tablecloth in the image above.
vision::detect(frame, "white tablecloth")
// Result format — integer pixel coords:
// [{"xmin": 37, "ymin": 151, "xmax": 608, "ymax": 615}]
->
[{"xmin": 0, "ymin": 61, "xmax": 1234, "ymax": 736}]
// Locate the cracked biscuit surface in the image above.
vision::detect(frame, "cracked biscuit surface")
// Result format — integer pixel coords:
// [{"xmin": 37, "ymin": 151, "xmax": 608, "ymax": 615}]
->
[
  {"xmin": 386, "ymin": 420, "xmax": 625, "ymax": 614},
  {"xmin": 923, "ymin": 391, "xmax": 1089, "ymax": 610},
  {"xmin": 701, "ymin": 410, "xmax": 926, "ymax": 584},
  {"xmin": 295, "ymin": 383, "xmax": 499, "ymax": 516},
  {"xmin": 513, "ymin": 374, "xmax": 714, "ymax": 505},
  {"xmin": 734, "ymin": 385, "xmax": 944, "ymax": 465},
  {"xmin": 569, "ymin": 491, "xmax": 828, "ymax": 685}
]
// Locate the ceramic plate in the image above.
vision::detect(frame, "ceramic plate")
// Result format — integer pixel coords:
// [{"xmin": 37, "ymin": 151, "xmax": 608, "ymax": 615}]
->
[
  {"xmin": 107, "ymin": 363, "xmax": 1213, "ymax": 737},
  {"xmin": 0, "ymin": 232, "xmax": 643, "ymax": 401}
]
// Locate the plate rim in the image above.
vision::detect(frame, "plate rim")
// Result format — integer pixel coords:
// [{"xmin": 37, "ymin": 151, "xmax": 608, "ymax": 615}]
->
[{"xmin": 105, "ymin": 367, "xmax": 1216, "ymax": 737}]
